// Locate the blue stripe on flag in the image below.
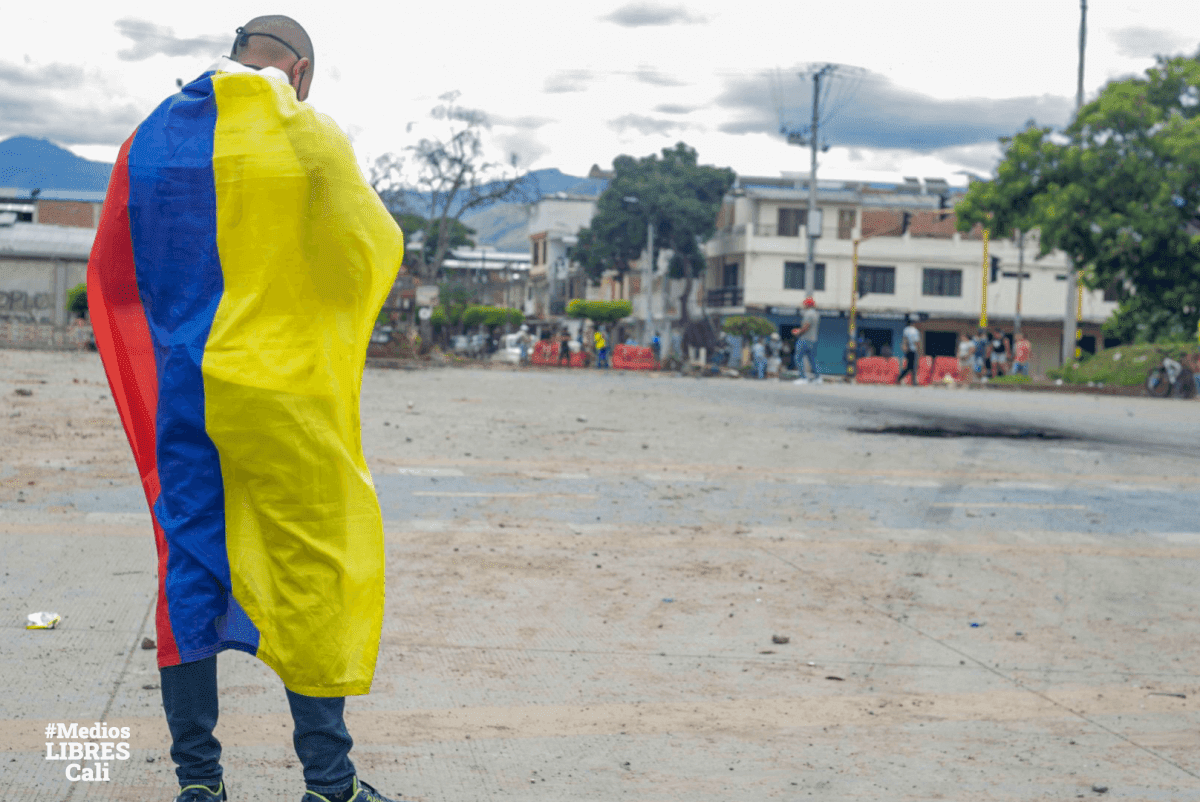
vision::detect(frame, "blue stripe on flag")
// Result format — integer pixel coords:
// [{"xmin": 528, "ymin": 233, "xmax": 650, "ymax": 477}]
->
[{"xmin": 126, "ymin": 72, "xmax": 259, "ymax": 660}]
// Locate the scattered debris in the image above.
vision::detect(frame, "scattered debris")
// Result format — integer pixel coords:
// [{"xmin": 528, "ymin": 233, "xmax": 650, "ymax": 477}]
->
[
  {"xmin": 1148, "ymin": 692, "xmax": 1186, "ymax": 699},
  {"xmin": 759, "ymin": 650, "xmax": 776, "ymax": 655},
  {"xmin": 577, "ymin": 415, "xmax": 587, "ymax": 422},
  {"xmin": 825, "ymin": 676, "xmax": 844, "ymax": 681},
  {"xmin": 26, "ymin": 612, "xmax": 60, "ymax": 629},
  {"xmin": 141, "ymin": 637, "xmax": 157, "ymax": 650},
  {"xmin": 969, "ymin": 622, "xmax": 985, "ymax": 628},
  {"xmin": 1091, "ymin": 784, "xmax": 1108, "ymax": 794},
  {"xmin": 771, "ymin": 635, "xmax": 790, "ymax": 645},
  {"xmin": 661, "ymin": 598, "xmax": 674, "ymax": 603},
  {"xmin": 142, "ymin": 684, "xmax": 160, "ymax": 690},
  {"xmin": 14, "ymin": 388, "xmax": 33, "ymax": 397}
]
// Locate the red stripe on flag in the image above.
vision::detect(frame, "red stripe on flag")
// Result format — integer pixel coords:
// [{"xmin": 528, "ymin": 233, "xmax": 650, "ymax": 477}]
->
[{"xmin": 87, "ymin": 133, "xmax": 181, "ymax": 667}]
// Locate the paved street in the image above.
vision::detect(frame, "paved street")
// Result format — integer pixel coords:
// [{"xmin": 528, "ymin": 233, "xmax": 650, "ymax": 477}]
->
[{"xmin": 3, "ymin": 350, "xmax": 1200, "ymax": 801}]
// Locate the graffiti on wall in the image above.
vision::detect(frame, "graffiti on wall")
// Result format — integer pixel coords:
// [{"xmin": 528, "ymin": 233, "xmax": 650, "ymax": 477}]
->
[{"xmin": 0, "ymin": 290, "xmax": 55, "ymax": 321}]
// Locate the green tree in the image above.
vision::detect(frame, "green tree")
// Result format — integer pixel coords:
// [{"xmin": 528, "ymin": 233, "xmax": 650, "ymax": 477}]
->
[
  {"xmin": 721, "ymin": 315, "xmax": 775, "ymax": 339},
  {"xmin": 392, "ymin": 213, "xmax": 476, "ymax": 273},
  {"xmin": 566, "ymin": 299, "xmax": 633, "ymax": 325},
  {"xmin": 575, "ymin": 143, "xmax": 735, "ymax": 326},
  {"xmin": 956, "ymin": 55, "xmax": 1200, "ymax": 343},
  {"xmin": 66, "ymin": 283, "xmax": 87, "ymax": 318}
]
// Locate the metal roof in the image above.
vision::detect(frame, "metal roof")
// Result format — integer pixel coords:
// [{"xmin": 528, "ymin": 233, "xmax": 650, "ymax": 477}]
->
[
  {"xmin": 0, "ymin": 187, "xmax": 107, "ymax": 203},
  {"xmin": 0, "ymin": 222, "xmax": 95, "ymax": 260},
  {"xmin": 737, "ymin": 186, "xmax": 948, "ymax": 210}
]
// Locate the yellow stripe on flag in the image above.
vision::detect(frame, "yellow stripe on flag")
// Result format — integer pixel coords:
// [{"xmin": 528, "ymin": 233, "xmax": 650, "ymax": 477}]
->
[{"xmin": 205, "ymin": 71, "xmax": 403, "ymax": 696}]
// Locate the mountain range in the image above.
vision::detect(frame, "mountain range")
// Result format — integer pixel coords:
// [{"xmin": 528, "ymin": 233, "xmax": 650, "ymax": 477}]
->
[{"xmin": 0, "ymin": 136, "xmax": 605, "ymax": 251}]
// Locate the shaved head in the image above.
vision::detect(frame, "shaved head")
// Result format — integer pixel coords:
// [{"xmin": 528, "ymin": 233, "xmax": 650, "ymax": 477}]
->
[{"xmin": 230, "ymin": 15, "xmax": 314, "ymax": 101}]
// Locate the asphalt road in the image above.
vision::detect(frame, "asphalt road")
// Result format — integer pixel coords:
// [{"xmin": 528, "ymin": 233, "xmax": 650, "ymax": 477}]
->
[{"xmin": 3, "ymin": 353, "xmax": 1200, "ymax": 801}]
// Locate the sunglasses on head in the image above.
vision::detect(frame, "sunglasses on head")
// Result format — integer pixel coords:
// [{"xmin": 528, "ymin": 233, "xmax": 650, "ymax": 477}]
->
[{"xmin": 230, "ymin": 27, "xmax": 303, "ymax": 61}]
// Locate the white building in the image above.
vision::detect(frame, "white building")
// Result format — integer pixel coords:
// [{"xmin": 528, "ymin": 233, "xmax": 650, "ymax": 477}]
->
[
  {"xmin": 526, "ymin": 192, "xmax": 598, "ymax": 319},
  {"xmin": 703, "ymin": 175, "xmax": 1119, "ymax": 377}
]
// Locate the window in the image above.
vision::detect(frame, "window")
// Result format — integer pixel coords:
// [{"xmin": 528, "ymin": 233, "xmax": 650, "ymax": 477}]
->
[
  {"xmin": 922, "ymin": 268, "xmax": 962, "ymax": 297},
  {"xmin": 1103, "ymin": 281, "xmax": 1120, "ymax": 302},
  {"xmin": 722, "ymin": 263, "xmax": 739, "ymax": 287},
  {"xmin": 837, "ymin": 209, "xmax": 856, "ymax": 240},
  {"xmin": 784, "ymin": 261, "xmax": 825, "ymax": 291},
  {"xmin": 858, "ymin": 265, "xmax": 895, "ymax": 295},
  {"xmin": 777, "ymin": 207, "xmax": 806, "ymax": 237}
]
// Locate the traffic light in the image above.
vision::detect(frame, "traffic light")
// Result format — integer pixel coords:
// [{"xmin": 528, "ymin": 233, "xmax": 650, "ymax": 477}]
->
[{"xmin": 990, "ymin": 256, "xmax": 1000, "ymax": 283}]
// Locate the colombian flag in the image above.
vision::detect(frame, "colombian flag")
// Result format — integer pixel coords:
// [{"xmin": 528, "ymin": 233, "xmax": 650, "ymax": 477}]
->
[{"xmin": 87, "ymin": 65, "xmax": 403, "ymax": 696}]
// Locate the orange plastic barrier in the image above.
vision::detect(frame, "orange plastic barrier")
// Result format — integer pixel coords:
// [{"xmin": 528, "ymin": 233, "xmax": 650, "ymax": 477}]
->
[
  {"xmin": 532, "ymin": 340, "xmax": 585, "ymax": 367},
  {"xmin": 855, "ymin": 356, "xmax": 900, "ymax": 384},
  {"xmin": 916, "ymin": 356, "xmax": 933, "ymax": 385},
  {"xmin": 611, "ymin": 344, "xmax": 659, "ymax": 371},
  {"xmin": 931, "ymin": 355, "xmax": 960, "ymax": 383}
]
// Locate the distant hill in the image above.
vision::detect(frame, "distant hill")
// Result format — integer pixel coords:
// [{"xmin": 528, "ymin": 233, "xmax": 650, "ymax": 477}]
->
[
  {"xmin": 390, "ymin": 167, "xmax": 606, "ymax": 250},
  {"xmin": 0, "ymin": 137, "xmax": 113, "ymax": 192},
  {"xmin": 0, "ymin": 136, "xmax": 605, "ymax": 250}
]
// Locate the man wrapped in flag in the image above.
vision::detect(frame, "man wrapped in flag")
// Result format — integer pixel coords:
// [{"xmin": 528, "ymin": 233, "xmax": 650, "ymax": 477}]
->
[{"xmin": 87, "ymin": 15, "xmax": 405, "ymax": 802}]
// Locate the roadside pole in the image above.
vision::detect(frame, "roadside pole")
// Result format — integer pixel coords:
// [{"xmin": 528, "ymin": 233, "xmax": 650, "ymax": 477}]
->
[
  {"xmin": 1014, "ymin": 230, "xmax": 1024, "ymax": 336},
  {"xmin": 1075, "ymin": 268, "xmax": 1084, "ymax": 359},
  {"xmin": 980, "ymin": 229, "xmax": 990, "ymax": 329},
  {"xmin": 643, "ymin": 219, "xmax": 654, "ymax": 348},
  {"xmin": 847, "ymin": 238, "xmax": 860, "ymax": 382}
]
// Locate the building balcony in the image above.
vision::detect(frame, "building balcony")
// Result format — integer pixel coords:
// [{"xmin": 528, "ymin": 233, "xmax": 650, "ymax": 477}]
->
[{"xmin": 706, "ymin": 287, "xmax": 743, "ymax": 308}]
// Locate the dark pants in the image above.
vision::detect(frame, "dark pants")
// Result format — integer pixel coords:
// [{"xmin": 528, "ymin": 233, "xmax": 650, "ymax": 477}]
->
[
  {"xmin": 558, "ymin": 345, "xmax": 571, "ymax": 366},
  {"xmin": 160, "ymin": 656, "xmax": 356, "ymax": 795},
  {"xmin": 897, "ymin": 351, "xmax": 917, "ymax": 384}
]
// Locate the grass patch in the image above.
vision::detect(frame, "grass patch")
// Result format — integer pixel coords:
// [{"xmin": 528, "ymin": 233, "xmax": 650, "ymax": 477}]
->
[
  {"xmin": 1046, "ymin": 343, "xmax": 1198, "ymax": 386},
  {"xmin": 988, "ymin": 374, "xmax": 1032, "ymax": 384}
]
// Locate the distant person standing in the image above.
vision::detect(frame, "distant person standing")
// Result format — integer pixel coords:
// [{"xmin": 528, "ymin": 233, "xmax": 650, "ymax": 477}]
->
[
  {"xmin": 594, "ymin": 328, "xmax": 608, "ymax": 369},
  {"xmin": 896, "ymin": 318, "xmax": 920, "ymax": 385},
  {"xmin": 990, "ymin": 329, "xmax": 1008, "ymax": 377},
  {"xmin": 973, "ymin": 329, "xmax": 989, "ymax": 381},
  {"xmin": 517, "ymin": 324, "xmax": 531, "ymax": 366},
  {"xmin": 956, "ymin": 331, "xmax": 974, "ymax": 385},
  {"xmin": 752, "ymin": 336, "xmax": 767, "ymax": 379},
  {"xmin": 766, "ymin": 332, "xmax": 783, "ymax": 378},
  {"xmin": 1013, "ymin": 332, "xmax": 1032, "ymax": 376},
  {"xmin": 792, "ymin": 297, "xmax": 820, "ymax": 383},
  {"xmin": 558, "ymin": 329, "xmax": 572, "ymax": 368}
]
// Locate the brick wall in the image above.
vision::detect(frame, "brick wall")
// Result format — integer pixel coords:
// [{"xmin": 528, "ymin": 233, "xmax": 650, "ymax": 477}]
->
[{"xmin": 37, "ymin": 200, "xmax": 99, "ymax": 228}]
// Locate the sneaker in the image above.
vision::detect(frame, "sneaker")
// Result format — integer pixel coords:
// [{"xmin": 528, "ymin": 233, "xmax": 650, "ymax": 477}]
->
[
  {"xmin": 302, "ymin": 777, "xmax": 407, "ymax": 802},
  {"xmin": 175, "ymin": 783, "xmax": 225, "ymax": 802},
  {"xmin": 792, "ymin": 377, "xmax": 808, "ymax": 385}
]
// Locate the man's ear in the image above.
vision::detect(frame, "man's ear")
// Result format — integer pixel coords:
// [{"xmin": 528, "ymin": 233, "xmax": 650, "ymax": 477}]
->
[{"xmin": 292, "ymin": 57, "xmax": 311, "ymax": 99}]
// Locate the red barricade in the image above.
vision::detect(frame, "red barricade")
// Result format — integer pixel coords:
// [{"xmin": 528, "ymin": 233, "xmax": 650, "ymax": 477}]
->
[
  {"xmin": 855, "ymin": 356, "xmax": 899, "ymax": 384},
  {"xmin": 611, "ymin": 344, "xmax": 660, "ymax": 371},
  {"xmin": 916, "ymin": 355, "xmax": 933, "ymax": 385},
  {"xmin": 931, "ymin": 355, "xmax": 960, "ymax": 383},
  {"xmin": 532, "ymin": 340, "xmax": 585, "ymax": 367}
]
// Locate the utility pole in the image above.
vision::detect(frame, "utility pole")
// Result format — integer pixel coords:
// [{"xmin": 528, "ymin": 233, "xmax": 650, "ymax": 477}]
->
[
  {"xmin": 644, "ymin": 218, "xmax": 654, "ymax": 347},
  {"xmin": 1015, "ymin": 230, "xmax": 1025, "ymax": 336},
  {"xmin": 805, "ymin": 65, "xmax": 834, "ymax": 296},
  {"xmin": 1064, "ymin": 0, "xmax": 1087, "ymax": 365}
]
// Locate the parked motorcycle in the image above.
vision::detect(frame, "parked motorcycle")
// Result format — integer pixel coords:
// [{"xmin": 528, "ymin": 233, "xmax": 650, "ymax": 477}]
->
[{"xmin": 1145, "ymin": 350, "xmax": 1197, "ymax": 399}]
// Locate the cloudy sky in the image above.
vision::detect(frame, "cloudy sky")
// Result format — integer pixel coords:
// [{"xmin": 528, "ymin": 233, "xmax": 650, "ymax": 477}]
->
[{"xmin": 2, "ymin": 0, "xmax": 1198, "ymax": 187}]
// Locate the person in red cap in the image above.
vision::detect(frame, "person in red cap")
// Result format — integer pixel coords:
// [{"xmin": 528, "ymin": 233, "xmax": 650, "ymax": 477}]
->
[{"xmin": 792, "ymin": 296, "xmax": 820, "ymax": 383}]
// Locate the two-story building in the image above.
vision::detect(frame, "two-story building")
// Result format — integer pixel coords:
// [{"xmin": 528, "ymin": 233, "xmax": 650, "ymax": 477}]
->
[
  {"xmin": 526, "ymin": 192, "xmax": 598, "ymax": 319},
  {"xmin": 703, "ymin": 175, "xmax": 1118, "ymax": 378}
]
